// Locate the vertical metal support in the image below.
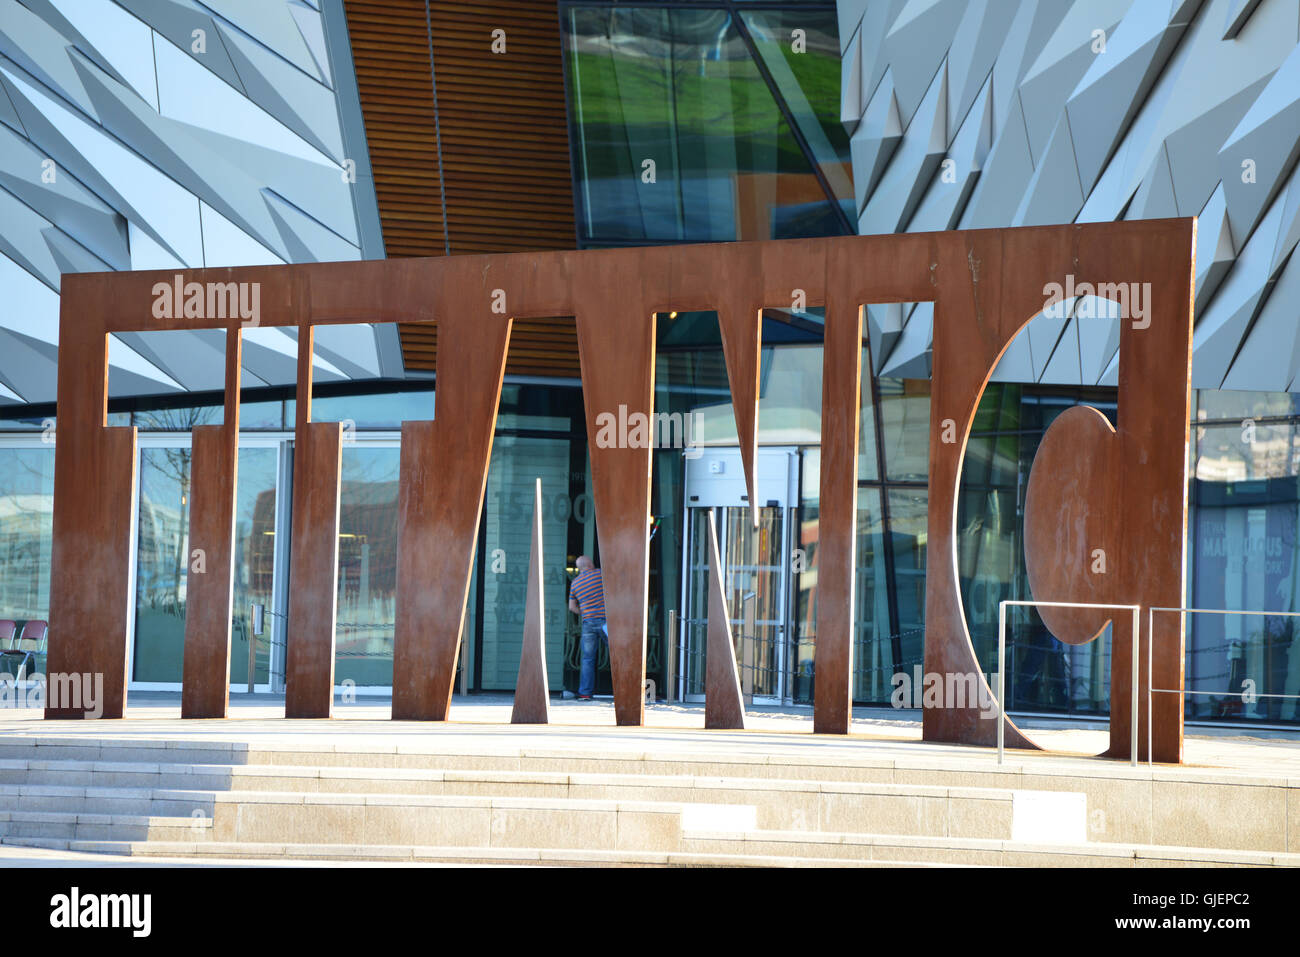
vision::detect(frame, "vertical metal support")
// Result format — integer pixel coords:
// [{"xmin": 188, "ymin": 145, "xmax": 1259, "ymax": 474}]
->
[
  {"xmin": 511, "ymin": 477, "xmax": 549, "ymax": 724},
  {"xmin": 285, "ymin": 325, "xmax": 344, "ymax": 719},
  {"xmin": 813, "ymin": 295, "xmax": 862, "ymax": 734},
  {"xmin": 1131, "ymin": 606, "xmax": 1140, "ymax": 768},
  {"xmin": 666, "ymin": 609, "xmax": 676, "ymax": 703},
  {"xmin": 1147, "ymin": 606, "xmax": 1154, "ymax": 768},
  {"xmin": 742, "ymin": 591, "xmax": 756, "ymax": 701},
  {"xmin": 998, "ymin": 601, "xmax": 1006, "ymax": 765},
  {"xmin": 705, "ymin": 508, "xmax": 745, "ymax": 730},
  {"xmin": 181, "ymin": 327, "xmax": 242, "ymax": 719}
]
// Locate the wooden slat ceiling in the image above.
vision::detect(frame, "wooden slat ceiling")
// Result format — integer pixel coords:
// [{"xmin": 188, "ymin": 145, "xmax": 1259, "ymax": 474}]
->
[{"xmin": 342, "ymin": 0, "xmax": 580, "ymax": 378}]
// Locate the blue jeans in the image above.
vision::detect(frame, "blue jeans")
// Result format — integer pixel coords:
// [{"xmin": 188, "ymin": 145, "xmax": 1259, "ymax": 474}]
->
[{"xmin": 579, "ymin": 617, "xmax": 607, "ymax": 697}]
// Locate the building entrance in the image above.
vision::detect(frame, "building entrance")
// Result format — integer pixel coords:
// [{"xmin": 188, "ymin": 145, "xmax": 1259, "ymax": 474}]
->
[{"xmin": 678, "ymin": 448, "xmax": 798, "ymax": 704}]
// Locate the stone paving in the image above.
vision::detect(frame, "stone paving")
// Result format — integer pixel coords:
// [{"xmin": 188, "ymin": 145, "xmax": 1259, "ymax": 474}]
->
[{"xmin": 1, "ymin": 691, "xmax": 1297, "ymax": 778}]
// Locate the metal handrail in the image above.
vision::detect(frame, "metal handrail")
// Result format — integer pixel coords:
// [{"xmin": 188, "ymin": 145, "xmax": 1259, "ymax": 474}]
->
[{"xmin": 1147, "ymin": 606, "xmax": 1300, "ymax": 766}]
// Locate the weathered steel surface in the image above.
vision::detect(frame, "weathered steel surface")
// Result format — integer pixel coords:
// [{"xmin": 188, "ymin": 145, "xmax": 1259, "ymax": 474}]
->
[
  {"xmin": 45, "ymin": 277, "xmax": 135, "ymax": 719},
  {"xmin": 705, "ymin": 510, "xmax": 745, "ymax": 730},
  {"xmin": 283, "ymin": 419, "xmax": 342, "ymax": 718},
  {"xmin": 284, "ymin": 326, "xmax": 343, "ymax": 719},
  {"xmin": 1022, "ymin": 224, "xmax": 1194, "ymax": 763},
  {"xmin": 393, "ymin": 257, "xmax": 512, "ymax": 720},
  {"xmin": 1024, "ymin": 407, "xmax": 1117, "ymax": 649},
  {"xmin": 181, "ymin": 329, "xmax": 242, "ymax": 718},
  {"xmin": 813, "ymin": 296, "xmax": 863, "ymax": 735},
  {"xmin": 45, "ymin": 223, "xmax": 1193, "ymax": 765},
  {"xmin": 511, "ymin": 479, "xmax": 550, "ymax": 725},
  {"xmin": 923, "ymin": 220, "xmax": 1194, "ymax": 762},
  {"xmin": 573, "ymin": 249, "xmax": 656, "ymax": 727},
  {"xmin": 713, "ymin": 243, "xmax": 764, "ymax": 524}
]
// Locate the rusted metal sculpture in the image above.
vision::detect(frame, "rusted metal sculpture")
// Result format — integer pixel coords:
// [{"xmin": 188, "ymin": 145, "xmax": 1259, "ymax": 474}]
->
[
  {"xmin": 180, "ymin": 329, "xmax": 242, "ymax": 718},
  {"xmin": 284, "ymin": 327, "xmax": 344, "ymax": 719},
  {"xmin": 44, "ymin": 221, "xmax": 1194, "ymax": 765},
  {"xmin": 922, "ymin": 222, "xmax": 1194, "ymax": 763},
  {"xmin": 704, "ymin": 510, "xmax": 745, "ymax": 730},
  {"xmin": 511, "ymin": 478, "xmax": 549, "ymax": 725},
  {"xmin": 392, "ymin": 258, "xmax": 512, "ymax": 721}
]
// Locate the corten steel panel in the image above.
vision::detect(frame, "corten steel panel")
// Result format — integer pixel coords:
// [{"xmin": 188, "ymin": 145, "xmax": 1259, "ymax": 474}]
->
[
  {"xmin": 705, "ymin": 510, "xmax": 745, "ymax": 731},
  {"xmin": 573, "ymin": 250, "xmax": 657, "ymax": 728},
  {"xmin": 46, "ymin": 223, "xmax": 1193, "ymax": 763},
  {"xmin": 284, "ymin": 326, "xmax": 343, "ymax": 718},
  {"xmin": 45, "ymin": 278, "xmax": 137, "ymax": 719},
  {"xmin": 392, "ymin": 258, "xmax": 512, "ymax": 721},
  {"xmin": 1023, "ymin": 405, "xmax": 1118, "ymax": 653},
  {"xmin": 813, "ymin": 297, "xmax": 863, "ymax": 734},
  {"xmin": 1022, "ymin": 232, "xmax": 1195, "ymax": 763},
  {"xmin": 712, "ymin": 243, "xmax": 765, "ymax": 521},
  {"xmin": 920, "ymin": 220, "xmax": 1195, "ymax": 761},
  {"xmin": 284, "ymin": 420, "xmax": 343, "ymax": 718},
  {"xmin": 511, "ymin": 479, "xmax": 550, "ymax": 725},
  {"xmin": 181, "ymin": 330, "xmax": 242, "ymax": 718}
]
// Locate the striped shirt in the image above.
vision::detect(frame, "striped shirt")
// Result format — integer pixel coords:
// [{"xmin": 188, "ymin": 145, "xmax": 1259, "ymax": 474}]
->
[{"xmin": 570, "ymin": 569, "xmax": 605, "ymax": 620}]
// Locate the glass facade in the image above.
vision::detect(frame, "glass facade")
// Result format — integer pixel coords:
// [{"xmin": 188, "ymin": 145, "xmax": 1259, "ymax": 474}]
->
[
  {"xmin": 563, "ymin": 2, "xmax": 852, "ymax": 246},
  {"xmin": 132, "ymin": 441, "xmax": 281, "ymax": 687},
  {"xmin": 0, "ymin": 0, "xmax": 1294, "ymax": 733},
  {"xmin": 959, "ymin": 388, "xmax": 1119, "ymax": 717},
  {"xmin": 0, "ymin": 446, "xmax": 54, "ymax": 626},
  {"xmin": 1188, "ymin": 393, "xmax": 1300, "ymax": 723},
  {"xmin": 335, "ymin": 445, "xmax": 399, "ymax": 688}
]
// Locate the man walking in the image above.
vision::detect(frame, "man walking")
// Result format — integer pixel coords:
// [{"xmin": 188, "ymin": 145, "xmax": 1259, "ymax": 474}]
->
[{"xmin": 568, "ymin": 555, "xmax": 606, "ymax": 700}]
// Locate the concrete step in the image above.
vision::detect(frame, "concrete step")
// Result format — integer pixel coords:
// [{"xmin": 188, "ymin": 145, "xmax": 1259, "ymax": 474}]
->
[
  {"xmin": 213, "ymin": 766, "xmax": 1077, "ymax": 844},
  {"xmin": 0, "ymin": 758, "xmax": 232, "ymax": 790},
  {"xmin": 0, "ymin": 783, "xmax": 215, "ymax": 818},
  {"xmin": 4, "ymin": 734, "xmax": 1295, "ymax": 853},
  {"xmin": 1, "ymin": 837, "xmax": 974, "ymax": 868},
  {"xmin": 204, "ymin": 792, "xmax": 754, "ymax": 849},
  {"xmin": 0, "ymin": 809, "xmax": 212, "ymax": 843},
  {"xmin": 0, "ymin": 769, "xmax": 1086, "ymax": 843},
  {"xmin": 679, "ymin": 829, "xmax": 1300, "ymax": 867},
  {"xmin": 0, "ymin": 764, "xmax": 1086, "ymax": 842},
  {"xmin": 0, "ymin": 739, "xmax": 249, "ymax": 768}
]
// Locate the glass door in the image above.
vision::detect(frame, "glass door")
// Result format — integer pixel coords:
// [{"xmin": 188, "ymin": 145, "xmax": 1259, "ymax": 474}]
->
[
  {"xmin": 130, "ymin": 436, "xmax": 282, "ymax": 693},
  {"xmin": 681, "ymin": 504, "xmax": 791, "ymax": 704},
  {"xmin": 678, "ymin": 447, "xmax": 798, "ymax": 703},
  {"xmin": 723, "ymin": 505, "xmax": 788, "ymax": 700}
]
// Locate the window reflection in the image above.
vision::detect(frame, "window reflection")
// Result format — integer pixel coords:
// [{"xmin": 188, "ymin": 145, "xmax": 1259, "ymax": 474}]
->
[
  {"xmin": 853, "ymin": 487, "xmax": 890, "ymax": 702},
  {"xmin": 133, "ymin": 443, "xmax": 281, "ymax": 686},
  {"xmin": 334, "ymin": 446, "xmax": 399, "ymax": 687},
  {"xmin": 231, "ymin": 448, "xmax": 277, "ymax": 686},
  {"xmin": 1191, "ymin": 432, "xmax": 1300, "ymax": 722},
  {"xmin": 0, "ymin": 448, "xmax": 54, "ymax": 621},
  {"xmin": 479, "ymin": 436, "xmax": 575, "ymax": 690},
  {"xmin": 879, "ymin": 378, "xmax": 930, "ymax": 482},
  {"xmin": 133, "ymin": 446, "xmax": 192, "ymax": 682},
  {"xmin": 563, "ymin": 5, "xmax": 851, "ymax": 244}
]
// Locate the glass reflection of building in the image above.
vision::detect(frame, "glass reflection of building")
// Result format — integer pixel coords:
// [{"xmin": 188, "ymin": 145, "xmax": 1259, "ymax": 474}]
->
[{"xmin": 0, "ymin": 0, "xmax": 1296, "ymax": 730}]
